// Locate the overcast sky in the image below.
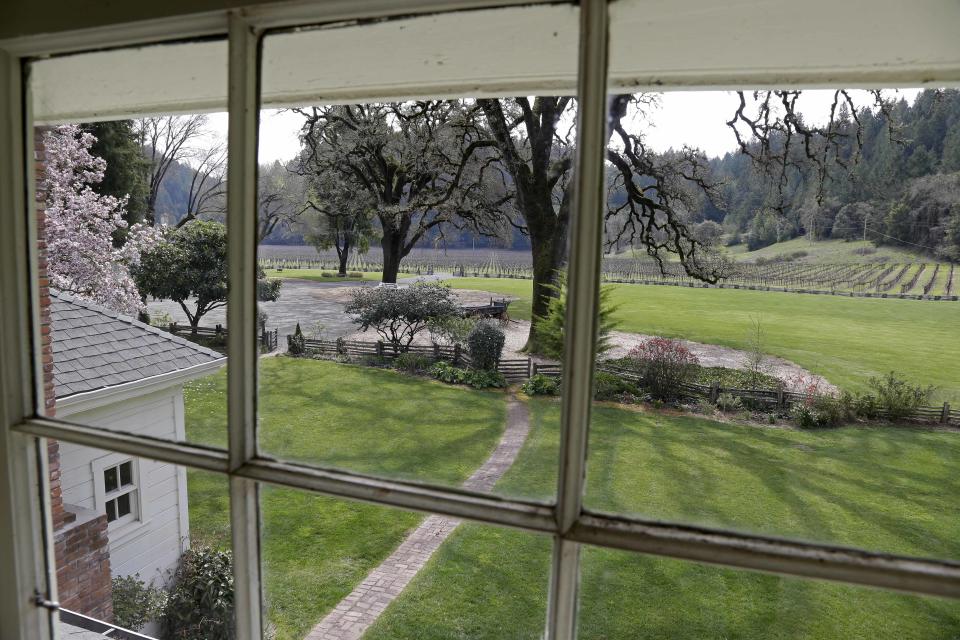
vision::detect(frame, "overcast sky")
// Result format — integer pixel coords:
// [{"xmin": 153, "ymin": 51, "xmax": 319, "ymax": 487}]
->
[{"xmin": 207, "ymin": 89, "xmax": 923, "ymax": 165}]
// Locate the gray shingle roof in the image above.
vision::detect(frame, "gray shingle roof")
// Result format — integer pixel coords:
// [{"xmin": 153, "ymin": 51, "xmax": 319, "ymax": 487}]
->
[{"xmin": 51, "ymin": 291, "xmax": 225, "ymax": 399}]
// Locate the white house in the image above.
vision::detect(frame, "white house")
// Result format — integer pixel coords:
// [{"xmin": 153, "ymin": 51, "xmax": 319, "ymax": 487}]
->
[{"xmin": 50, "ymin": 290, "xmax": 225, "ymax": 590}]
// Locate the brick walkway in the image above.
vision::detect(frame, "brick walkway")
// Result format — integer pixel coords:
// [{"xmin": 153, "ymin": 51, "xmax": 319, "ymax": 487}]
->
[{"xmin": 305, "ymin": 395, "xmax": 531, "ymax": 640}]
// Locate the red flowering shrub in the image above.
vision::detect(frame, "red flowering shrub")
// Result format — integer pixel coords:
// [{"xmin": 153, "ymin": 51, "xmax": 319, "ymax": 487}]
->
[{"xmin": 628, "ymin": 338, "xmax": 700, "ymax": 399}]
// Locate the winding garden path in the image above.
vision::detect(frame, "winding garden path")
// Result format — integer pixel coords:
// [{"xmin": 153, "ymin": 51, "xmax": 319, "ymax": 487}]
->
[{"xmin": 305, "ymin": 394, "xmax": 531, "ymax": 640}]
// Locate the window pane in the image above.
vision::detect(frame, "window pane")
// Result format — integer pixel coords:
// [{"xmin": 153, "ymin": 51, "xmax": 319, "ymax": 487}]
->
[
  {"xmin": 577, "ymin": 545, "xmax": 960, "ymax": 639},
  {"xmin": 103, "ymin": 466, "xmax": 118, "ymax": 493},
  {"xmin": 259, "ymin": 482, "xmax": 550, "ymax": 640},
  {"xmin": 45, "ymin": 438, "xmax": 232, "ymax": 638},
  {"xmin": 28, "ymin": 41, "xmax": 230, "ymax": 450},
  {"xmin": 255, "ymin": 5, "xmax": 579, "ymax": 502},
  {"xmin": 119, "ymin": 460, "xmax": 133, "ymax": 486},
  {"xmin": 116, "ymin": 492, "xmax": 132, "ymax": 518},
  {"xmin": 585, "ymin": 83, "xmax": 960, "ymax": 559}
]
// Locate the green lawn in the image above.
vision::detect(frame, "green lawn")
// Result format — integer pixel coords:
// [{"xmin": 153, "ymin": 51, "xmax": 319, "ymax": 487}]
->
[
  {"xmin": 366, "ymin": 399, "xmax": 960, "ymax": 639},
  {"xmin": 263, "ymin": 269, "xmax": 409, "ymax": 283},
  {"xmin": 722, "ymin": 237, "xmax": 922, "ymax": 263},
  {"xmin": 185, "ymin": 358, "xmax": 508, "ymax": 640},
  {"xmin": 443, "ymin": 277, "xmax": 960, "ymax": 401}
]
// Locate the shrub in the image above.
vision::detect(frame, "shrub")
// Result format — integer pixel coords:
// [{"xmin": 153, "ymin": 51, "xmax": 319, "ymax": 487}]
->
[
  {"xmin": 162, "ymin": 545, "xmax": 233, "ymax": 640},
  {"xmin": 287, "ymin": 322, "xmax": 306, "ymax": 355},
  {"xmin": 594, "ymin": 371, "xmax": 635, "ymax": 401},
  {"xmin": 394, "ymin": 352, "xmax": 432, "ymax": 374},
  {"xmin": 427, "ymin": 315, "xmax": 475, "ymax": 346},
  {"xmin": 112, "ymin": 574, "xmax": 167, "ymax": 632},
  {"xmin": 628, "ymin": 338, "xmax": 699, "ymax": 400},
  {"xmin": 464, "ymin": 369, "xmax": 507, "ymax": 389},
  {"xmin": 346, "ymin": 282, "xmax": 459, "ymax": 354},
  {"xmin": 521, "ymin": 373, "xmax": 560, "ymax": 396},
  {"xmin": 430, "ymin": 362, "xmax": 505, "ymax": 389},
  {"xmin": 149, "ymin": 311, "xmax": 173, "ymax": 328},
  {"xmin": 467, "ymin": 321, "xmax": 505, "ymax": 371},
  {"xmin": 716, "ymin": 392, "xmax": 743, "ymax": 412},
  {"xmin": 792, "ymin": 394, "xmax": 851, "ymax": 428},
  {"xmin": 867, "ymin": 371, "xmax": 934, "ymax": 420},
  {"xmin": 534, "ymin": 270, "xmax": 619, "ymax": 360},
  {"xmin": 347, "ymin": 271, "xmax": 364, "ymax": 278}
]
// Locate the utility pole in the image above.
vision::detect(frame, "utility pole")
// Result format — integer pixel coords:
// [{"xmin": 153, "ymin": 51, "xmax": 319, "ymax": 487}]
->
[{"xmin": 863, "ymin": 213, "xmax": 870, "ymax": 243}]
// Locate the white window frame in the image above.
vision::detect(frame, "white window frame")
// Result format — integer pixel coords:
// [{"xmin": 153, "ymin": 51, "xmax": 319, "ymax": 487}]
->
[
  {"xmin": 2, "ymin": 2, "xmax": 960, "ymax": 640},
  {"xmin": 93, "ymin": 455, "xmax": 143, "ymax": 536}
]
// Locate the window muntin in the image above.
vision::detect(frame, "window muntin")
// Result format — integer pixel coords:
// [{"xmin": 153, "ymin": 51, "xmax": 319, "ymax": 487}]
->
[{"xmin": 1, "ymin": 1, "xmax": 952, "ymax": 640}]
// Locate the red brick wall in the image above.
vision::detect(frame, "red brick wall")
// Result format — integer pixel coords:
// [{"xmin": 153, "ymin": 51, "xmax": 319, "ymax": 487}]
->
[
  {"xmin": 37, "ymin": 125, "xmax": 114, "ymax": 621},
  {"xmin": 53, "ymin": 514, "xmax": 113, "ymax": 621},
  {"xmin": 34, "ymin": 127, "xmax": 70, "ymax": 531}
]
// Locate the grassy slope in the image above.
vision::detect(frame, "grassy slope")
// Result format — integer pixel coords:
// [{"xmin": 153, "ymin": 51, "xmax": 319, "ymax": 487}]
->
[
  {"xmin": 366, "ymin": 400, "xmax": 960, "ymax": 639},
  {"xmin": 185, "ymin": 358, "xmax": 507, "ymax": 640},
  {"xmin": 444, "ymin": 277, "xmax": 960, "ymax": 401},
  {"xmin": 722, "ymin": 237, "xmax": 923, "ymax": 263}
]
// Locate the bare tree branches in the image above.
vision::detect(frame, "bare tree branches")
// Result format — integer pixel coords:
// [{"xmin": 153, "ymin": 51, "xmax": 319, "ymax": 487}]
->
[
  {"xmin": 134, "ymin": 115, "xmax": 210, "ymax": 224},
  {"xmin": 725, "ymin": 90, "xmax": 899, "ymax": 213},
  {"xmin": 605, "ymin": 94, "xmax": 731, "ymax": 283}
]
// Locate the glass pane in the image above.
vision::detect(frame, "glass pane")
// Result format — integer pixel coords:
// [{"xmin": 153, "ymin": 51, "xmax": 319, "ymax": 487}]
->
[
  {"xmin": 48, "ymin": 440, "xmax": 231, "ymax": 638},
  {"xmin": 116, "ymin": 492, "xmax": 131, "ymax": 517},
  {"xmin": 585, "ymin": 78, "xmax": 960, "ymax": 558},
  {"xmin": 256, "ymin": 5, "xmax": 579, "ymax": 501},
  {"xmin": 29, "ymin": 40, "xmax": 230, "ymax": 449},
  {"xmin": 119, "ymin": 460, "xmax": 133, "ymax": 486},
  {"xmin": 578, "ymin": 545, "xmax": 960, "ymax": 639},
  {"xmin": 259, "ymin": 482, "xmax": 550, "ymax": 640},
  {"xmin": 103, "ymin": 466, "xmax": 118, "ymax": 493}
]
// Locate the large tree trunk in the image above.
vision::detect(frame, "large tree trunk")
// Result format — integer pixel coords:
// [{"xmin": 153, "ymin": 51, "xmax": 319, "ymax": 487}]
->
[
  {"xmin": 337, "ymin": 236, "xmax": 351, "ymax": 277},
  {"xmin": 381, "ymin": 231, "xmax": 404, "ymax": 284},
  {"xmin": 524, "ymin": 209, "xmax": 569, "ymax": 353}
]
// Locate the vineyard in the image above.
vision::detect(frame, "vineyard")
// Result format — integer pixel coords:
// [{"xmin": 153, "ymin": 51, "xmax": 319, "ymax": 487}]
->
[{"xmin": 259, "ymin": 246, "xmax": 960, "ymax": 300}]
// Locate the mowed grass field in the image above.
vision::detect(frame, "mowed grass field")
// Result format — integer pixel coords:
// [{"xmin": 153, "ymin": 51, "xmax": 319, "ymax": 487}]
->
[
  {"xmin": 444, "ymin": 277, "xmax": 960, "ymax": 401},
  {"xmin": 366, "ymin": 399, "xmax": 960, "ymax": 640},
  {"xmin": 263, "ymin": 269, "xmax": 400, "ymax": 283},
  {"xmin": 185, "ymin": 358, "xmax": 507, "ymax": 640}
]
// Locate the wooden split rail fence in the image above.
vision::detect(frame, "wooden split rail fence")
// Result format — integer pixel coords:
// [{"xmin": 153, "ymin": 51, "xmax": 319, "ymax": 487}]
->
[{"xmin": 168, "ymin": 322, "xmax": 279, "ymax": 352}]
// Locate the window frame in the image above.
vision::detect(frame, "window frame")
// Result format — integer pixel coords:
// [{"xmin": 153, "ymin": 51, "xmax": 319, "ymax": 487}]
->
[
  {"xmin": 2, "ymin": 1, "xmax": 960, "ymax": 640},
  {"xmin": 95, "ymin": 456, "xmax": 141, "ymax": 531}
]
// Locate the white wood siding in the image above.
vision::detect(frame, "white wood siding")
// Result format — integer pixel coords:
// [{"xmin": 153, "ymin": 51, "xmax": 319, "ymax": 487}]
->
[{"xmin": 58, "ymin": 386, "xmax": 191, "ymax": 587}]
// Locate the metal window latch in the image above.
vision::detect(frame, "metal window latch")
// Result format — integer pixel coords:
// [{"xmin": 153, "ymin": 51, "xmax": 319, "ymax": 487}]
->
[{"xmin": 33, "ymin": 591, "xmax": 59, "ymax": 611}]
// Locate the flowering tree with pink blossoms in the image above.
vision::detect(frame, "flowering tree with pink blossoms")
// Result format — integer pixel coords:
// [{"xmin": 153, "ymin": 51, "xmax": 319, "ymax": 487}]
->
[{"xmin": 42, "ymin": 125, "xmax": 161, "ymax": 315}]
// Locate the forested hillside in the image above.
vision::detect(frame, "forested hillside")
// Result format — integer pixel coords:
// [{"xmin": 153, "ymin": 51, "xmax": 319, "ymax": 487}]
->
[{"xmin": 707, "ymin": 89, "xmax": 960, "ymax": 261}]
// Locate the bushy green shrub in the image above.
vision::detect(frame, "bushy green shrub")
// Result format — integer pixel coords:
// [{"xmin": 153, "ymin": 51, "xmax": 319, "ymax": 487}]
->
[
  {"xmin": 628, "ymin": 338, "xmax": 699, "ymax": 400},
  {"xmin": 162, "ymin": 546, "xmax": 234, "ymax": 640},
  {"xmin": 287, "ymin": 323, "xmax": 306, "ymax": 356},
  {"xmin": 347, "ymin": 271, "xmax": 364, "ymax": 278},
  {"xmin": 427, "ymin": 316, "xmax": 475, "ymax": 346},
  {"xmin": 431, "ymin": 362, "xmax": 506, "ymax": 389},
  {"xmin": 394, "ymin": 352, "xmax": 432, "ymax": 373},
  {"xmin": 521, "ymin": 374, "xmax": 560, "ymax": 396},
  {"xmin": 593, "ymin": 371, "xmax": 635, "ymax": 401},
  {"xmin": 716, "ymin": 392, "xmax": 743, "ymax": 412},
  {"xmin": 111, "ymin": 574, "xmax": 166, "ymax": 632},
  {"xmin": 467, "ymin": 321, "xmax": 505, "ymax": 371},
  {"xmin": 792, "ymin": 395, "xmax": 849, "ymax": 428},
  {"xmin": 867, "ymin": 371, "xmax": 934, "ymax": 420}
]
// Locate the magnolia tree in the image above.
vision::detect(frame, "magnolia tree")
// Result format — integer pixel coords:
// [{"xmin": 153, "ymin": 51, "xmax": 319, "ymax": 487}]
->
[{"xmin": 42, "ymin": 125, "xmax": 160, "ymax": 315}]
